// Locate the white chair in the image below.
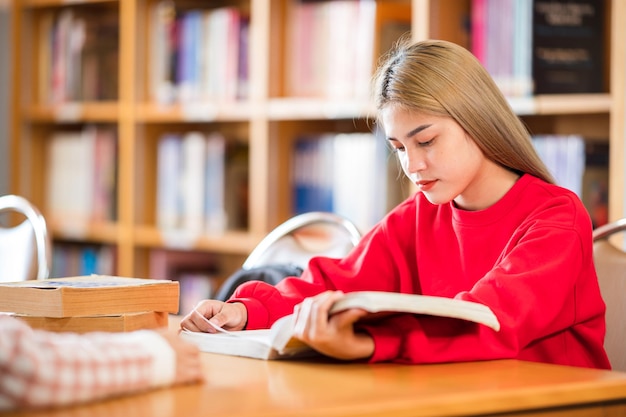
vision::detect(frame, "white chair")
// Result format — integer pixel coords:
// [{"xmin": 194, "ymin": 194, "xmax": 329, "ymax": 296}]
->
[
  {"xmin": 593, "ymin": 218, "xmax": 626, "ymax": 371},
  {"xmin": 214, "ymin": 212, "xmax": 362, "ymax": 301},
  {"xmin": 0, "ymin": 195, "xmax": 52, "ymax": 282}
]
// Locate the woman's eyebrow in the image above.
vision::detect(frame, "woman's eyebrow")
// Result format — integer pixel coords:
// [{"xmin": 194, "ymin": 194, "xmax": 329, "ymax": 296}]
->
[
  {"xmin": 406, "ymin": 123, "xmax": 432, "ymax": 139},
  {"xmin": 385, "ymin": 123, "xmax": 433, "ymax": 142}
]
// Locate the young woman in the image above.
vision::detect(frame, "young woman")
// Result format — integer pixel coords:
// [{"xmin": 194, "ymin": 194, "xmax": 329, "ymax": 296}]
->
[{"xmin": 181, "ymin": 39, "xmax": 610, "ymax": 369}]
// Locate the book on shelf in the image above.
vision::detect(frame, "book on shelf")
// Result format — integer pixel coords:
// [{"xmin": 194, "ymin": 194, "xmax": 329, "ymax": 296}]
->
[
  {"xmin": 177, "ymin": 10, "xmax": 203, "ymax": 103},
  {"xmin": 204, "ymin": 132, "xmax": 227, "ymax": 235},
  {"xmin": 9, "ymin": 311, "xmax": 168, "ymax": 334},
  {"xmin": 46, "ymin": 126, "xmax": 118, "ymax": 231},
  {"xmin": 291, "ymin": 132, "xmax": 389, "ymax": 232},
  {"xmin": 46, "ymin": 128, "xmax": 95, "ymax": 228},
  {"xmin": 472, "ymin": 0, "xmax": 606, "ymax": 97},
  {"xmin": 40, "ymin": 7, "xmax": 119, "ymax": 103},
  {"xmin": 79, "ymin": 11, "xmax": 119, "ymax": 101},
  {"xmin": 0, "ymin": 275, "xmax": 179, "ymax": 318},
  {"xmin": 180, "ymin": 291, "xmax": 500, "ymax": 360},
  {"xmin": 148, "ymin": 2, "xmax": 247, "ymax": 104},
  {"xmin": 51, "ymin": 243, "xmax": 116, "ymax": 278},
  {"xmin": 470, "ymin": 0, "xmax": 533, "ymax": 98},
  {"xmin": 180, "ymin": 131, "xmax": 207, "ymax": 231},
  {"xmin": 156, "ymin": 133, "xmax": 182, "ymax": 230},
  {"xmin": 149, "ymin": 248, "xmax": 220, "ymax": 315},
  {"xmin": 155, "ymin": 131, "xmax": 232, "ymax": 235},
  {"xmin": 531, "ymin": 134, "xmax": 585, "ymax": 198},
  {"xmin": 285, "ymin": 0, "xmax": 411, "ymax": 99},
  {"xmin": 532, "ymin": 0, "xmax": 605, "ymax": 94},
  {"xmin": 224, "ymin": 141, "xmax": 249, "ymax": 230},
  {"xmin": 582, "ymin": 141, "xmax": 609, "ymax": 229}
]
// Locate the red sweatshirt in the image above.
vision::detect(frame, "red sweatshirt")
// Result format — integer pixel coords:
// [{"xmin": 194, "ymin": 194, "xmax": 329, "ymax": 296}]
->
[{"xmin": 231, "ymin": 174, "xmax": 610, "ymax": 369}]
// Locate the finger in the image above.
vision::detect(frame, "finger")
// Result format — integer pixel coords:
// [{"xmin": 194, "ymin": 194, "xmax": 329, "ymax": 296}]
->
[
  {"xmin": 308, "ymin": 291, "xmax": 346, "ymax": 330},
  {"xmin": 180, "ymin": 316, "xmax": 201, "ymax": 332},
  {"xmin": 293, "ymin": 297, "xmax": 313, "ymax": 337},
  {"xmin": 180, "ymin": 309, "xmax": 218, "ymax": 333},
  {"xmin": 331, "ymin": 308, "xmax": 369, "ymax": 328},
  {"xmin": 180, "ymin": 301, "xmax": 210, "ymax": 331},
  {"xmin": 192, "ymin": 308, "xmax": 222, "ymax": 333}
]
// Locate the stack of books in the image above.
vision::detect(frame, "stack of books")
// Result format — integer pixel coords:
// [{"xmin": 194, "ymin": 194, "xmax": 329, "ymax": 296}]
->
[{"xmin": 0, "ymin": 275, "xmax": 179, "ymax": 333}]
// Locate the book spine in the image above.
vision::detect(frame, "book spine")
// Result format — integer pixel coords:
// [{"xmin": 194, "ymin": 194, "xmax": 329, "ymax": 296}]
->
[
  {"xmin": 236, "ymin": 16, "xmax": 250, "ymax": 99},
  {"xmin": 150, "ymin": 0, "xmax": 177, "ymax": 104},
  {"xmin": 471, "ymin": 0, "xmax": 486, "ymax": 64},
  {"xmin": 181, "ymin": 131, "xmax": 207, "ymax": 232},
  {"xmin": 204, "ymin": 133, "xmax": 227, "ymax": 235},
  {"xmin": 156, "ymin": 133, "xmax": 183, "ymax": 230}
]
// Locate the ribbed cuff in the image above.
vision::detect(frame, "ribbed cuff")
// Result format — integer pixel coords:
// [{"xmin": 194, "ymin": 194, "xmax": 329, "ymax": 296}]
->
[{"xmin": 227, "ymin": 297, "xmax": 270, "ymax": 330}]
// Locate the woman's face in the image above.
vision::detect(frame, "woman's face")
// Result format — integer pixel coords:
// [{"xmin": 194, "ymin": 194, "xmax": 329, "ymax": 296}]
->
[{"xmin": 381, "ymin": 106, "xmax": 493, "ymax": 210}]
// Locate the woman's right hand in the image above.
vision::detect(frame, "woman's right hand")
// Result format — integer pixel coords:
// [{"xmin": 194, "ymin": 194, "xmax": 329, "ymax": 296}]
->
[{"xmin": 179, "ymin": 300, "xmax": 247, "ymax": 333}]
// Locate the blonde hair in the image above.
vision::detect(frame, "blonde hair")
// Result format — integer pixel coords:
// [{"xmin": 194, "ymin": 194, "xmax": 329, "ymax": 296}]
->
[{"xmin": 372, "ymin": 38, "xmax": 555, "ymax": 184}]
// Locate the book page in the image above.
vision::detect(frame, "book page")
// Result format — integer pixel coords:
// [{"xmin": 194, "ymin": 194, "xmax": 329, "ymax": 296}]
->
[
  {"xmin": 2, "ymin": 275, "xmax": 175, "ymax": 288},
  {"xmin": 179, "ymin": 314, "xmax": 313, "ymax": 360}
]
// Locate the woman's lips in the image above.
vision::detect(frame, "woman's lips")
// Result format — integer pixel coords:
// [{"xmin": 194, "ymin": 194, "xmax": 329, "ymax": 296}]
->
[{"xmin": 416, "ymin": 180, "xmax": 436, "ymax": 191}]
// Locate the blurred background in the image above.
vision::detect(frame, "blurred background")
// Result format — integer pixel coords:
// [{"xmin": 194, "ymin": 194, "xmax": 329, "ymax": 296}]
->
[{"xmin": 0, "ymin": 1, "xmax": 9, "ymax": 196}]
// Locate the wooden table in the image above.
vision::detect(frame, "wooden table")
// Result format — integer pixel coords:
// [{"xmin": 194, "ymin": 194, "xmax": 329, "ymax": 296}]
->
[{"xmin": 7, "ymin": 355, "xmax": 626, "ymax": 417}]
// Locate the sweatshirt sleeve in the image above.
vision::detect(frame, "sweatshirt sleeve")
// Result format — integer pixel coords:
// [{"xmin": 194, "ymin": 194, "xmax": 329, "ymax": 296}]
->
[
  {"xmin": 229, "ymin": 198, "xmax": 420, "ymax": 329},
  {"xmin": 360, "ymin": 221, "xmax": 606, "ymax": 368},
  {"xmin": 0, "ymin": 315, "xmax": 176, "ymax": 410}
]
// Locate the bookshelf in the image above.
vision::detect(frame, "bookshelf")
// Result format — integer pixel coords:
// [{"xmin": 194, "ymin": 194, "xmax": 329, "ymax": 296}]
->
[{"xmin": 9, "ymin": 0, "xmax": 626, "ymax": 284}]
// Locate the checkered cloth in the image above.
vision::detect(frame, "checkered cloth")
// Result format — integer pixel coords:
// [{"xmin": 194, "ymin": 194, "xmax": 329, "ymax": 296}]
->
[{"xmin": 0, "ymin": 315, "xmax": 175, "ymax": 410}]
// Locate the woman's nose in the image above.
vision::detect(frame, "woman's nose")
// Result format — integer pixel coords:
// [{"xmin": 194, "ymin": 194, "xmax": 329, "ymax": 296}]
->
[
  {"xmin": 399, "ymin": 150, "xmax": 425, "ymax": 181},
  {"xmin": 406, "ymin": 149, "xmax": 426, "ymax": 173}
]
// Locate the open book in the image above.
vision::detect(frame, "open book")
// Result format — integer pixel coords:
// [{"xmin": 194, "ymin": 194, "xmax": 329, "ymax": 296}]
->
[{"xmin": 179, "ymin": 291, "xmax": 500, "ymax": 360}]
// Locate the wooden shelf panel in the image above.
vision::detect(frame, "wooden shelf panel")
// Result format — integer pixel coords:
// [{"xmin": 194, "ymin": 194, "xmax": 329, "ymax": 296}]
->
[
  {"xmin": 20, "ymin": 95, "xmax": 612, "ymax": 125},
  {"xmin": 265, "ymin": 95, "xmax": 611, "ymax": 121},
  {"xmin": 20, "ymin": 0, "xmax": 117, "ymax": 7},
  {"xmin": 267, "ymin": 98, "xmax": 377, "ymax": 120},
  {"xmin": 50, "ymin": 220, "xmax": 119, "ymax": 244},
  {"xmin": 133, "ymin": 226, "xmax": 260, "ymax": 255},
  {"xmin": 509, "ymin": 94, "xmax": 611, "ymax": 116},
  {"xmin": 136, "ymin": 102, "xmax": 254, "ymax": 123},
  {"xmin": 23, "ymin": 102, "xmax": 119, "ymax": 122}
]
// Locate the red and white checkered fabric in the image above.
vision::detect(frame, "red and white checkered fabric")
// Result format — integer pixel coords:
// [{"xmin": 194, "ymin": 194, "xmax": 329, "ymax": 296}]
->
[{"xmin": 0, "ymin": 315, "xmax": 174, "ymax": 410}]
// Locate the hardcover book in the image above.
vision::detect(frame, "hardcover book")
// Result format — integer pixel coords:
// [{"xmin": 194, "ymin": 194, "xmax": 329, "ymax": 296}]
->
[
  {"xmin": 180, "ymin": 291, "xmax": 500, "ymax": 360},
  {"xmin": 11, "ymin": 310, "xmax": 169, "ymax": 333},
  {"xmin": 0, "ymin": 275, "xmax": 179, "ymax": 318},
  {"xmin": 532, "ymin": 0, "xmax": 605, "ymax": 94}
]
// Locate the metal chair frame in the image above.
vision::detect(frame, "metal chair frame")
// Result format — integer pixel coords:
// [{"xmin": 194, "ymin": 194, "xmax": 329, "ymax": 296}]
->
[
  {"xmin": 0, "ymin": 194, "xmax": 52, "ymax": 280},
  {"xmin": 242, "ymin": 211, "xmax": 362, "ymax": 270}
]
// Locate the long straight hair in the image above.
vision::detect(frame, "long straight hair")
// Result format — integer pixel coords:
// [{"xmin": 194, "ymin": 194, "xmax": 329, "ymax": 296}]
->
[{"xmin": 372, "ymin": 38, "xmax": 555, "ymax": 184}]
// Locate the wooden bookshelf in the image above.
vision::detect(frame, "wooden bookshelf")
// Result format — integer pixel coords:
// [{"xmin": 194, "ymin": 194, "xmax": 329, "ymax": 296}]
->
[{"xmin": 9, "ymin": 0, "xmax": 626, "ymax": 282}]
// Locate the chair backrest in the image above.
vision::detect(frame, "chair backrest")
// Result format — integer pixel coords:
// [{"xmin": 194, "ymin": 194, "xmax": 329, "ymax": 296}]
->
[
  {"xmin": 0, "ymin": 195, "xmax": 52, "ymax": 282},
  {"xmin": 593, "ymin": 218, "xmax": 626, "ymax": 371},
  {"xmin": 210, "ymin": 212, "xmax": 361, "ymax": 302},
  {"xmin": 242, "ymin": 211, "xmax": 362, "ymax": 270}
]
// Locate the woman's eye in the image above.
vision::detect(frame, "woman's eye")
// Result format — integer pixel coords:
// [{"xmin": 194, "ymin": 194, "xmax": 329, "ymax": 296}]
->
[
  {"xmin": 418, "ymin": 139, "xmax": 434, "ymax": 147},
  {"xmin": 393, "ymin": 146, "xmax": 406, "ymax": 153}
]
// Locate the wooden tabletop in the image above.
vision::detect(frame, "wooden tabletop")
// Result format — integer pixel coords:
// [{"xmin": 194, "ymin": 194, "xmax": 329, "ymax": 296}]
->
[{"xmin": 7, "ymin": 354, "xmax": 626, "ymax": 417}]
